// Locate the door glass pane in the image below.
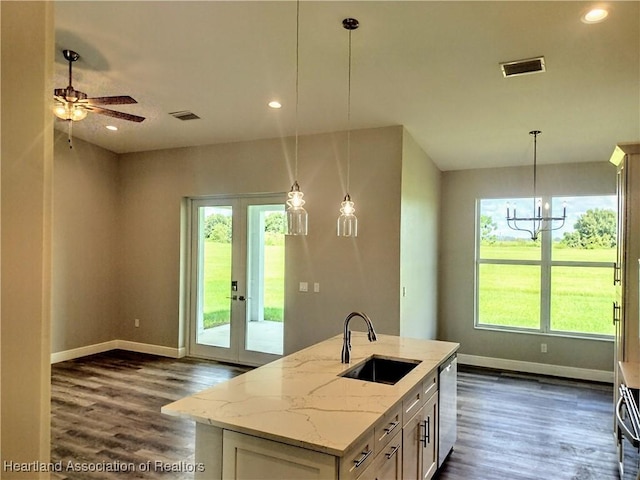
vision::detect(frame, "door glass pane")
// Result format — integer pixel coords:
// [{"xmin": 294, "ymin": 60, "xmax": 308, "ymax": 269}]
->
[
  {"xmin": 550, "ymin": 266, "xmax": 615, "ymax": 335},
  {"xmin": 478, "ymin": 264, "xmax": 540, "ymax": 329},
  {"xmin": 245, "ymin": 205, "xmax": 285, "ymax": 355},
  {"xmin": 197, "ymin": 206, "xmax": 232, "ymax": 348},
  {"xmin": 479, "ymin": 198, "xmax": 541, "ymax": 260}
]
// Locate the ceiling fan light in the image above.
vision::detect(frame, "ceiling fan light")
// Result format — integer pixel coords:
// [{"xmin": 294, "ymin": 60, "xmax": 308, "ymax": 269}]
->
[
  {"xmin": 71, "ymin": 106, "xmax": 88, "ymax": 121},
  {"xmin": 54, "ymin": 101, "xmax": 88, "ymax": 121},
  {"xmin": 54, "ymin": 104, "xmax": 68, "ymax": 119}
]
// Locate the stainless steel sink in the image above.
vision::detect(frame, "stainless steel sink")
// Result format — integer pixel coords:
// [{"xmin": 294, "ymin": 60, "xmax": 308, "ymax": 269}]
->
[{"xmin": 339, "ymin": 355, "xmax": 421, "ymax": 385}]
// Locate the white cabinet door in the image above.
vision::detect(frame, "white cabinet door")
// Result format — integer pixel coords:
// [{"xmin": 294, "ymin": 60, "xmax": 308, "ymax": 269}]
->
[
  {"xmin": 421, "ymin": 393, "xmax": 438, "ymax": 480},
  {"xmin": 401, "ymin": 393, "xmax": 438, "ymax": 480},
  {"xmin": 222, "ymin": 430, "xmax": 337, "ymax": 480}
]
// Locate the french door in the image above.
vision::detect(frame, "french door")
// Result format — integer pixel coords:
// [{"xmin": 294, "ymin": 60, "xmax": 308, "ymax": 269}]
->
[{"xmin": 188, "ymin": 195, "xmax": 285, "ymax": 366}]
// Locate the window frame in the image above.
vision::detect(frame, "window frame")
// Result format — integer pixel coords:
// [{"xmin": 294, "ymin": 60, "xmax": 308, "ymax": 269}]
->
[{"xmin": 474, "ymin": 194, "xmax": 615, "ymax": 340}]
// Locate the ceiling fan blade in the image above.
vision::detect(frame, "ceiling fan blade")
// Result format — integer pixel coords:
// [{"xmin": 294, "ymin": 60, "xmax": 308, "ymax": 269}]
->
[
  {"xmin": 86, "ymin": 106, "xmax": 145, "ymax": 122},
  {"xmin": 86, "ymin": 95, "xmax": 138, "ymax": 106}
]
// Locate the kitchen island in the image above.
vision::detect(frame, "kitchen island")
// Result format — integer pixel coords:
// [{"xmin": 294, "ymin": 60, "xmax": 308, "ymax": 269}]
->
[{"xmin": 162, "ymin": 333, "xmax": 459, "ymax": 480}]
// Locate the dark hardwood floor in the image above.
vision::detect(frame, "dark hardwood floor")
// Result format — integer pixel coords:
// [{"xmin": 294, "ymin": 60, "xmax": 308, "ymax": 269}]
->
[
  {"xmin": 51, "ymin": 352, "xmax": 618, "ymax": 480},
  {"xmin": 437, "ymin": 367, "xmax": 618, "ymax": 480}
]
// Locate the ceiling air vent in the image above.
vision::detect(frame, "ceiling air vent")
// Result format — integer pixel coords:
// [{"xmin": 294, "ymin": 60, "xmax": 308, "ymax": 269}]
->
[
  {"xmin": 169, "ymin": 110, "xmax": 201, "ymax": 121},
  {"xmin": 500, "ymin": 56, "xmax": 546, "ymax": 78}
]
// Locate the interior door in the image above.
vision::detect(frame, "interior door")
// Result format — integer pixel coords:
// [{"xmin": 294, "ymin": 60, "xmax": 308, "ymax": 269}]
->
[{"xmin": 188, "ymin": 195, "xmax": 286, "ymax": 365}]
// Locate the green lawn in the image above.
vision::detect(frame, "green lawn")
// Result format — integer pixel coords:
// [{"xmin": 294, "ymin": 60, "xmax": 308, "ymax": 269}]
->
[
  {"xmin": 200, "ymin": 240, "xmax": 614, "ymax": 336},
  {"xmin": 202, "ymin": 241, "xmax": 284, "ymax": 328},
  {"xmin": 479, "ymin": 243, "xmax": 615, "ymax": 335}
]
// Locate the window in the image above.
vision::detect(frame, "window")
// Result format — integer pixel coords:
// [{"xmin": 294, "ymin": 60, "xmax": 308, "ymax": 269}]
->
[{"xmin": 476, "ymin": 195, "xmax": 616, "ymax": 338}]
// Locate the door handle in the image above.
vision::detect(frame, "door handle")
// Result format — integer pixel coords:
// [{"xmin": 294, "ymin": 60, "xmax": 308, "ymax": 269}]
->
[
  {"xmin": 226, "ymin": 295, "xmax": 247, "ymax": 301},
  {"xmin": 613, "ymin": 302, "xmax": 621, "ymax": 325}
]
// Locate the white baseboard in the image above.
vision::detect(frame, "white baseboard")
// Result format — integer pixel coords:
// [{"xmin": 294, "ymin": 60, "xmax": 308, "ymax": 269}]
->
[
  {"xmin": 457, "ymin": 353, "xmax": 613, "ymax": 383},
  {"xmin": 115, "ymin": 340, "xmax": 186, "ymax": 359},
  {"xmin": 51, "ymin": 340, "xmax": 186, "ymax": 364},
  {"xmin": 50, "ymin": 340, "xmax": 119, "ymax": 364}
]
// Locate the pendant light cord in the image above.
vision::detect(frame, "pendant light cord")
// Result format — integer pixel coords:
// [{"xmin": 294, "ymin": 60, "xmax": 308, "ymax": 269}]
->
[
  {"xmin": 346, "ymin": 27, "xmax": 353, "ymax": 196},
  {"xmin": 294, "ymin": 0, "xmax": 300, "ymax": 182}
]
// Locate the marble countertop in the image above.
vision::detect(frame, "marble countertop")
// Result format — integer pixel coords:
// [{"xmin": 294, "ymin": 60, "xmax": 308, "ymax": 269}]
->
[{"xmin": 162, "ymin": 333, "xmax": 459, "ymax": 456}]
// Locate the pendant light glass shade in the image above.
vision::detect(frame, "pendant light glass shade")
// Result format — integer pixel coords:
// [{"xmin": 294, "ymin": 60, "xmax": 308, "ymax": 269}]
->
[
  {"xmin": 286, "ymin": 181, "xmax": 308, "ymax": 235},
  {"xmin": 337, "ymin": 193, "xmax": 357, "ymax": 237},
  {"xmin": 337, "ymin": 18, "xmax": 360, "ymax": 238}
]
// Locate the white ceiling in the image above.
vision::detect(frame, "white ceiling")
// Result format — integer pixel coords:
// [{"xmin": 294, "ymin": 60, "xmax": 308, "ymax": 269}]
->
[{"xmin": 54, "ymin": 1, "xmax": 640, "ymax": 171}]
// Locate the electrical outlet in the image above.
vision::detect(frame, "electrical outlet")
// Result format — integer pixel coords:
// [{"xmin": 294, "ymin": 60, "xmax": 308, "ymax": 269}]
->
[
  {"xmin": 541, "ymin": 343, "xmax": 547, "ymax": 353},
  {"xmin": 135, "ymin": 318, "xmax": 140, "ymax": 328},
  {"xmin": 314, "ymin": 283, "xmax": 320, "ymax": 293}
]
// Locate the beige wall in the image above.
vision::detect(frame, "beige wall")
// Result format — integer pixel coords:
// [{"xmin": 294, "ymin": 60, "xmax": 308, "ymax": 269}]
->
[
  {"xmin": 1, "ymin": 2, "xmax": 54, "ymax": 476},
  {"xmin": 52, "ymin": 134, "xmax": 120, "ymax": 353},
  {"xmin": 400, "ymin": 129, "xmax": 441, "ymax": 339},
  {"xmin": 439, "ymin": 161, "xmax": 616, "ymax": 371},
  {"xmin": 116, "ymin": 126, "xmax": 405, "ymax": 355}
]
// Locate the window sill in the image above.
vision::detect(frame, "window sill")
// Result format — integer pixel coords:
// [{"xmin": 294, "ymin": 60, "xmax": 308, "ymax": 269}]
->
[{"xmin": 474, "ymin": 324, "xmax": 614, "ymax": 342}]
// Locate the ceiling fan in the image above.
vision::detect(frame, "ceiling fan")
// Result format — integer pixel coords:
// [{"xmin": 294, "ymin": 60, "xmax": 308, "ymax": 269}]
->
[{"xmin": 53, "ymin": 49, "xmax": 145, "ymax": 124}]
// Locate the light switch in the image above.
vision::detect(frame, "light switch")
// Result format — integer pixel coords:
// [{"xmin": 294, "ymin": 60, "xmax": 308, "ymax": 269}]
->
[
  {"xmin": 299, "ymin": 282, "xmax": 308, "ymax": 292},
  {"xmin": 314, "ymin": 283, "xmax": 320, "ymax": 293}
]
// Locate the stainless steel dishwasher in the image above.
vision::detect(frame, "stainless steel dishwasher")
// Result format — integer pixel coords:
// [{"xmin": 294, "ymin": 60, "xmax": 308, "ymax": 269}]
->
[{"xmin": 438, "ymin": 353, "xmax": 457, "ymax": 468}]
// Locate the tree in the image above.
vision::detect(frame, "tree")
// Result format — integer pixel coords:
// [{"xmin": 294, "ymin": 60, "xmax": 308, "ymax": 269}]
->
[
  {"xmin": 480, "ymin": 214, "xmax": 498, "ymax": 244},
  {"xmin": 265, "ymin": 213, "xmax": 286, "ymax": 234},
  {"xmin": 561, "ymin": 208, "xmax": 616, "ymax": 249},
  {"xmin": 204, "ymin": 213, "xmax": 232, "ymax": 243}
]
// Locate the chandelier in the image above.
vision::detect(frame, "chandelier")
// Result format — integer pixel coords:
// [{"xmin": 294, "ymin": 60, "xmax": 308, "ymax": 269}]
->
[{"xmin": 505, "ymin": 130, "xmax": 567, "ymax": 241}]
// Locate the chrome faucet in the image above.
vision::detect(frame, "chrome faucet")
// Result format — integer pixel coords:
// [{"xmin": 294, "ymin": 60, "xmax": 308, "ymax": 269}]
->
[{"xmin": 341, "ymin": 312, "xmax": 377, "ymax": 364}]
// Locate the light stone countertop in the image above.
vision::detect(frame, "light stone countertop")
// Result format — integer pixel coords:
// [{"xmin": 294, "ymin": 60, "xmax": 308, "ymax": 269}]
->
[{"xmin": 162, "ymin": 333, "xmax": 459, "ymax": 456}]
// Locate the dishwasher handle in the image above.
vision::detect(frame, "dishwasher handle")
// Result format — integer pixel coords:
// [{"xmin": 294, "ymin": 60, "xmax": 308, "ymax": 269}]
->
[{"xmin": 617, "ymin": 385, "xmax": 640, "ymax": 447}]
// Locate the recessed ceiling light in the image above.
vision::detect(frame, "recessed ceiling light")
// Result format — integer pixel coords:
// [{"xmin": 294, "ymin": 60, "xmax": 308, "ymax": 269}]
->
[
  {"xmin": 582, "ymin": 8, "xmax": 608, "ymax": 24},
  {"xmin": 268, "ymin": 101, "xmax": 282, "ymax": 109},
  {"xmin": 105, "ymin": 125, "xmax": 118, "ymax": 131}
]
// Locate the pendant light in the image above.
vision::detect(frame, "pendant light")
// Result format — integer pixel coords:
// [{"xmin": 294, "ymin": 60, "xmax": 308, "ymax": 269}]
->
[
  {"xmin": 505, "ymin": 130, "xmax": 567, "ymax": 241},
  {"xmin": 337, "ymin": 18, "xmax": 359, "ymax": 238},
  {"xmin": 286, "ymin": 0, "xmax": 308, "ymax": 236}
]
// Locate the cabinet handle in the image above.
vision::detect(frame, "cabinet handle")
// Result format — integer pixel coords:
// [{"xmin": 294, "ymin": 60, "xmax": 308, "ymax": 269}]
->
[
  {"xmin": 384, "ymin": 420, "xmax": 399, "ymax": 435},
  {"xmin": 385, "ymin": 444, "xmax": 401, "ymax": 459},
  {"xmin": 405, "ymin": 397, "xmax": 421, "ymax": 415},
  {"xmin": 420, "ymin": 419, "xmax": 428, "ymax": 448},
  {"xmin": 353, "ymin": 448, "xmax": 372, "ymax": 468},
  {"xmin": 420, "ymin": 417, "xmax": 431, "ymax": 448}
]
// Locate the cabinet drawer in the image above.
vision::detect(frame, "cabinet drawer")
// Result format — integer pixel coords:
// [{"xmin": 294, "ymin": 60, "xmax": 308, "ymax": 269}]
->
[
  {"xmin": 374, "ymin": 402, "xmax": 402, "ymax": 453},
  {"xmin": 358, "ymin": 430, "xmax": 402, "ymax": 480},
  {"xmin": 423, "ymin": 370, "xmax": 438, "ymax": 401},
  {"xmin": 341, "ymin": 430, "xmax": 375, "ymax": 480},
  {"xmin": 403, "ymin": 382, "xmax": 426, "ymax": 426},
  {"xmin": 374, "ymin": 430, "xmax": 402, "ymax": 480}
]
